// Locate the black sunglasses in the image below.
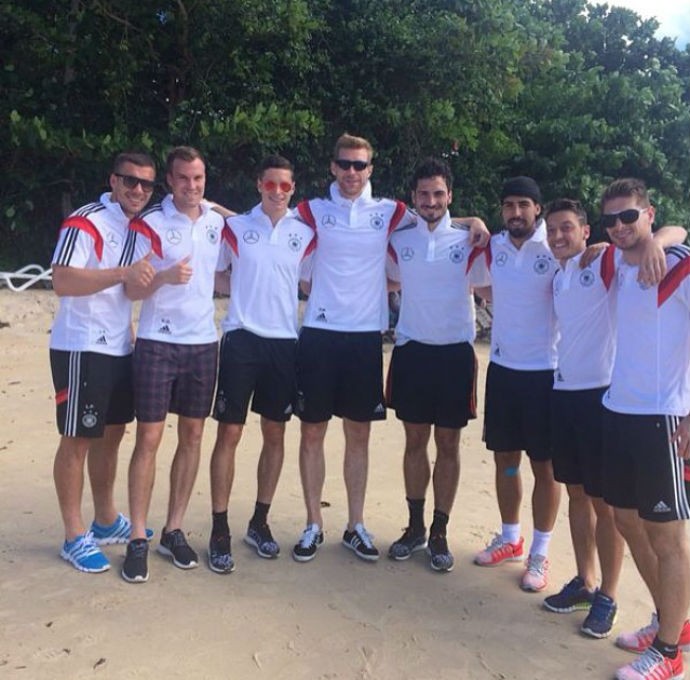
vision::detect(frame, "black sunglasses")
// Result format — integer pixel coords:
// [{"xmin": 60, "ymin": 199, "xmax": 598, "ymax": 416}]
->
[
  {"xmin": 115, "ymin": 173, "xmax": 156, "ymax": 192},
  {"xmin": 600, "ymin": 208, "xmax": 647, "ymax": 229},
  {"xmin": 333, "ymin": 159, "xmax": 369, "ymax": 172}
]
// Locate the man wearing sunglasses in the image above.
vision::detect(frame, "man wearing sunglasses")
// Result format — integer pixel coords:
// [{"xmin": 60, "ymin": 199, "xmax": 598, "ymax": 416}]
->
[
  {"xmin": 291, "ymin": 134, "xmax": 489, "ymax": 563},
  {"xmin": 597, "ymin": 179, "xmax": 690, "ymax": 680},
  {"xmin": 206, "ymin": 155, "xmax": 316, "ymax": 573},
  {"xmin": 49, "ymin": 151, "xmax": 157, "ymax": 573},
  {"xmin": 121, "ymin": 146, "xmax": 225, "ymax": 583}
]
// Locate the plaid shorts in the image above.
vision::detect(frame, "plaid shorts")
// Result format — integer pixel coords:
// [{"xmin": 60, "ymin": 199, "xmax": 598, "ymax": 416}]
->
[{"xmin": 133, "ymin": 339, "xmax": 218, "ymax": 422}]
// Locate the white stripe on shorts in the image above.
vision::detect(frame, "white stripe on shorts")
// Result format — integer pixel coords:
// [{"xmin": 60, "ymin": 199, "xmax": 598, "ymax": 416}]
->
[
  {"xmin": 664, "ymin": 415, "xmax": 690, "ymax": 520},
  {"xmin": 65, "ymin": 352, "xmax": 81, "ymax": 437}
]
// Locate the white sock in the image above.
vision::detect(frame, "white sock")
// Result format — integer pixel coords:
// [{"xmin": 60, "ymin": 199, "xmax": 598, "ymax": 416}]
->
[
  {"xmin": 501, "ymin": 523, "xmax": 521, "ymax": 545},
  {"xmin": 530, "ymin": 529, "xmax": 552, "ymax": 558}
]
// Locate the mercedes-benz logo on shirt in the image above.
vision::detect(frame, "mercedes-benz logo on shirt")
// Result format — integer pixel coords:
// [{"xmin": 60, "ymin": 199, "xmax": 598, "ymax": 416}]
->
[
  {"xmin": 166, "ymin": 229, "xmax": 182, "ymax": 245},
  {"xmin": 243, "ymin": 230, "xmax": 259, "ymax": 244},
  {"xmin": 495, "ymin": 252, "xmax": 508, "ymax": 267},
  {"xmin": 322, "ymin": 214, "xmax": 336, "ymax": 228},
  {"xmin": 106, "ymin": 232, "xmax": 119, "ymax": 248},
  {"xmin": 401, "ymin": 247, "xmax": 414, "ymax": 261}
]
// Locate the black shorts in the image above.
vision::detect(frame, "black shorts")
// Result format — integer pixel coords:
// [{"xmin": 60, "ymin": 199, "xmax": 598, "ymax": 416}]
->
[
  {"xmin": 550, "ymin": 387, "xmax": 607, "ymax": 497},
  {"xmin": 387, "ymin": 341, "xmax": 477, "ymax": 429},
  {"xmin": 213, "ymin": 329, "xmax": 296, "ymax": 424},
  {"xmin": 295, "ymin": 327, "xmax": 385, "ymax": 423},
  {"xmin": 133, "ymin": 339, "xmax": 218, "ymax": 422},
  {"xmin": 602, "ymin": 409, "xmax": 690, "ymax": 522},
  {"xmin": 50, "ymin": 350, "xmax": 134, "ymax": 438},
  {"xmin": 483, "ymin": 362, "xmax": 553, "ymax": 461}
]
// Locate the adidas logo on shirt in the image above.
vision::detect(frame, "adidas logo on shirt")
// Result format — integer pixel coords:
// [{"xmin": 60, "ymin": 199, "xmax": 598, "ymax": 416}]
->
[
  {"xmin": 95, "ymin": 335, "xmax": 108, "ymax": 345},
  {"xmin": 653, "ymin": 500, "xmax": 671, "ymax": 513}
]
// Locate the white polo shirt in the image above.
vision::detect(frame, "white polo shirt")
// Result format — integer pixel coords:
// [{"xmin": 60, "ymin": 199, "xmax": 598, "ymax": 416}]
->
[
  {"xmin": 127, "ymin": 194, "xmax": 223, "ymax": 344},
  {"xmin": 604, "ymin": 245, "xmax": 690, "ymax": 416},
  {"xmin": 387, "ymin": 212, "xmax": 490, "ymax": 345},
  {"xmin": 296, "ymin": 182, "xmax": 411, "ymax": 332},
  {"xmin": 553, "ymin": 247, "xmax": 618, "ymax": 390},
  {"xmin": 50, "ymin": 193, "xmax": 133, "ymax": 356},
  {"xmin": 217, "ymin": 204, "xmax": 316, "ymax": 339},
  {"xmin": 484, "ymin": 220, "xmax": 558, "ymax": 370}
]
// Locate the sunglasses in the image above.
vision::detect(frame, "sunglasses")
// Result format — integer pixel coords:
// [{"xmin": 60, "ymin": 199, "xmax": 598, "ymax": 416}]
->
[
  {"xmin": 115, "ymin": 173, "xmax": 156, "ymax": 193},
  {"xmin": 600, "ymin": 208, "xmax": 647, "ymax": 229},
  {"xmin": 333, "ymin": 159, "xmax": 369, "ymax": 172},
  {"xmin": 262, "ymin": 180, "xmax": 293, "ymax": 193}
]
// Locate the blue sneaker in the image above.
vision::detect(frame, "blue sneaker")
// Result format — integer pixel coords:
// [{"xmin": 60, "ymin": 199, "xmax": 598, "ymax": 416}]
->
[
  {"xmin": 60, "ymin": 532, "xmax": 110, "ymax": 573},
  {"xmin": 581, "ymin": 591, "xmax": 618, "ymax": 639},
  {"xmin": 90, "ymin": 513, "xmax": 153, "ymax": 546},
  {"xmin": 543, "ymin": 575, "xmax": 595, "ymax": 613},
  {"xmin": 244, "ymin": 522, "xmax": 280, "ymax": 559}
]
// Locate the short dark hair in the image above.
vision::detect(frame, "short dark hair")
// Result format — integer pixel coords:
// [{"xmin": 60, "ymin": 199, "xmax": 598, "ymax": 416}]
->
[
  {"xmin": 165, "ymin": 146, "xmax": 204, "ymax": 176},
  {"xmin": 600, "ymin": 178, "xmax": 650, "ymax": 211},
  {"xmin": 257, "ymin": 154, "xmax": 294, "ymax": 179},
  {"xmin": 545, "ymin": 198, "xmax": 587, "ymax": 225},
  {"xmin": 113, "ymin": 152, "xmax": 156, "ymax": 174},
  {"xmin": 411, "ymin": 157, "xmax": 453, "ymax": 193}
]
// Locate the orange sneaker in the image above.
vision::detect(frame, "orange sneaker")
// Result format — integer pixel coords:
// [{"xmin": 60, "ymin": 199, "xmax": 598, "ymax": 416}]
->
[
  {"xmin": 474, "ymin": 533, "xmax": 524, "ymax": 566},
  {"xmin": 616, "ymin": 614, "xmax": 690, "ymax": 654},
  {"xmin": 615, "ymin": 646, "xmax": 683, "ymax": 680}
]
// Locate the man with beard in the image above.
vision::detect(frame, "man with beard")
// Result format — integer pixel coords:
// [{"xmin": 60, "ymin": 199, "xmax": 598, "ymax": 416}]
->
[
  {"xmin": 473, "ymin": 177, "xmax": 561, "ymax": 593},
  {"xmin": 385, "ymin": 157, "xmax": 490, "ymax": 572}
]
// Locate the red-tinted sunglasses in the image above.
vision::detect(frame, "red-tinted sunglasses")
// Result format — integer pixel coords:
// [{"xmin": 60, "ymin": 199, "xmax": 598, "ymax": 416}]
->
[{"xmin": 262, "ymin": 180, "xmax": 293, "ymax": 193}]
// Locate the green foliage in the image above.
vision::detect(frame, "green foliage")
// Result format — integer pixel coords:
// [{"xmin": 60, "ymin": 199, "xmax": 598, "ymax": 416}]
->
[{"xmin": 1, "ymin": 0, "xmax": 688, "ymax": 266}]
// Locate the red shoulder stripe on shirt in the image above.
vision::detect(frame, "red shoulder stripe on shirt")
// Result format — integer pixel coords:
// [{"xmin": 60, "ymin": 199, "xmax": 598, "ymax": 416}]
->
[
  {"xmin": 658, "ymin": 256, "xmax": 690, "ymax": 306},
  {"xmin": 387, "ymin": 242, "xmax": 398, "ymax": 265},
  {"xmin": 302, "ymin": 233, "xmax": 317, "ymax": 261},
  {"xmin": 387, "ymin": 201, "xmax": 409, "ymax": 236},
  {"xmin": 129, "ymin": 217, "xmax": 163, "ymax": 258},
  {"xmin": 296, "ymin": 200, "xmax": 317, "ymax": 229},
  {"xmin": 222, "ymin": 224, "xmax": 239, "ymax": 257},
  {"xmin": 466, "ymin": 246, "xmax": 487, "ymax": 275},
  {"xmin": 60, "ymin": 216, "xmax": 104, "ymax": 262},
  {"xmin": 600, "ymin": 244, "xmax": 616, "ymax": 291}
]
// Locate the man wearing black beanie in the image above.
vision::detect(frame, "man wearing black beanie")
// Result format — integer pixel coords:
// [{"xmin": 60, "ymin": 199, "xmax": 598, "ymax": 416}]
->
[{"xmin": 473, "ymin": 176, "xmax": 561, "ymax": 594}]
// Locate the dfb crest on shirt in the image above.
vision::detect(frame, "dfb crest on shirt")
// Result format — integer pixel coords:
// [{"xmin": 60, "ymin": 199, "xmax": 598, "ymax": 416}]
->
[
  {"xmin": 449, "ymin": 245, "xmax": 464, "ymax": 264},
  {"xmin": 82, "ymin": 404, "xmax": 98, "ymax": 429},
  {"xmin": 243, "ymin": 230, "xmax": 259, "ymax": 244},
  {"xmin": 322, "ymin": 214, "xmax": 336, "ymax": 229},
  {"xmin": 533, "ymin": 255, "xmax": 550, "ymax": 275},
  {"xmin": 206, "ymin": 226, "xmax": 219, "ymax": 244},
  {"xmin": 579, "ymin": 269, "xmax": 595, "ymax": 287},
  {"xmin": 288, "ymin": 233, "xmax": 302, "ymax": 252},
  {"xmin": 495, "ymin": 252, "xmax": 508, "ymax": 267},
  {"xmin": 370, "ymin": 213, "xmax": 384, "ymax": 230},
  {"xmin": 166, "ymin": 229, "xmax": 182, "ymax": 245},
  {"xmin": 401, "ymin": 247, "xmax": 414, "ymax": 261}
]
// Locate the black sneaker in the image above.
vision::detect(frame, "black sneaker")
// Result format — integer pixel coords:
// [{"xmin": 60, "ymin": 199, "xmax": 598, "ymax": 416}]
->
[
  {"xmin": 244, "ymin": 522, "xmax": 280, "ymax": 559},
  {"xmin": 122, "ymin": 538, "xmax": 149, "ymax": 583},
  {"xmin": 208, "ymin": 533, "xmax": 235, "ymax": 574},
  {"xmin": 157, "ymin": 527, "xmax": 199, "ymax": 569},
  {"xmin": 342, "ymin": 522, "xmax": 379, "ymax": 562},
  {"xmin": 388, "ymin": 526, "xmax": 427, "ymax": 560},
  {"xmin": 292, "ymin": 523, "xmax": 324, "ymax": 562},
  {"xmin": 427, "ymin": 533, "xmax": 454, "ymax": 572}
]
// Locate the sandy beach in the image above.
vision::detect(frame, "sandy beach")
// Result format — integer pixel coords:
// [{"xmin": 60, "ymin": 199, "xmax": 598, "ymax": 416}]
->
[{"xmin": 0, "ymin": 289, "xmax": 655, "ymax": 679}]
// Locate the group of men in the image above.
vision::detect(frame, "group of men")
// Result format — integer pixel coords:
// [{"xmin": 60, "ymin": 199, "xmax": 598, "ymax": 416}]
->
[{"xmin": 49, "ymin": 134, "xmax": 690, "ymax": 680}]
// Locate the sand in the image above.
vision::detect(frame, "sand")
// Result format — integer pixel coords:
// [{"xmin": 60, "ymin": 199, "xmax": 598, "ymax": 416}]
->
[{"xmin": 0, "ymin": 289, "xmax": 653, "ymax": 679}]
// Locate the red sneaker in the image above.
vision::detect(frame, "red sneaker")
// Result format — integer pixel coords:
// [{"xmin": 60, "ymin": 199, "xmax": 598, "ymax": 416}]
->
[
  {"xmin": 474, "ymin": 533, "xmax": 524, "ymax": 566},
  {"xmin": 615, "ymin": 646, "xmax": 683, "ymax": 680},
  {"xmin": 616, "ymin": 614, "xmax": 690, "ymax": 654}
]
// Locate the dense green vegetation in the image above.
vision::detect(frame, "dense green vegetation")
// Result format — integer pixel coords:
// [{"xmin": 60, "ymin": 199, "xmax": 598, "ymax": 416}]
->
[{"xmin": 2, "ymin": 0, "xmax": 689, "ymax": 266}]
